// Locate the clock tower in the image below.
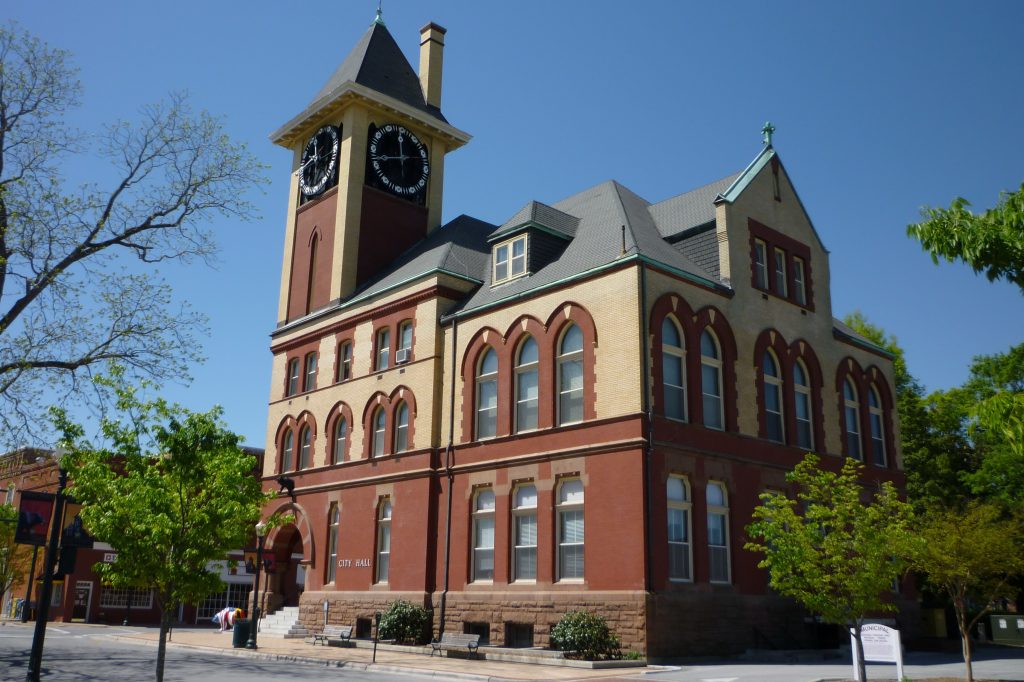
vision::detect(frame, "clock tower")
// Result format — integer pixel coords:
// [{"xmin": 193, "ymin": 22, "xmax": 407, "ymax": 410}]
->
[{"xmin": 270, "ymin": 15, "xmax": 470, "ymax": 325}]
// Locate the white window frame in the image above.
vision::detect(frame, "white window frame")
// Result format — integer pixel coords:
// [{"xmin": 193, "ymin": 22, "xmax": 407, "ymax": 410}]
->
[
  {"xmin": 471, "ymin": 488, "xmax": 495, "ymax": 583},
  {"xmin": 287, "ymin": 358, "xmax": 300, "ymax": 396},
  {"xmin": 793, "ymin": 257, "xmax": 807, "ymax": 306},
  {"xmin": 281, "ymin": 429, "xmax": 294, "ymax": 472},
  {"xmin": 511, "ymin": 484, "xmax": 538, "ymax": 582},
  {"xmin": 333, "ymin": 417, "xmax": 347, "ymax": 464},
  {"xmin": 326, "ymin": 504, "xmax": 340, "ymax": 583},
  {"xmin": 773, "ymin": 247, "xmax": 788, "ymax": 297},
  {"xmin": 515, "ymin": 337, "xmax": 539, "ymax": 433},
  {"xmin": 794, "ymin": 360, "xmax": 813, "ymax": 450},
  {"xmin": 298, "ymin": 426, "xmax": 312, "ymax": 469},
  {"xmin": 398, "ymin": 321, "xmax": 413, "ymax": 358},
  {"xmin": 706, "ymin": 482, "xmax": 731, "ymax": 584},
  {"xmin": 869, "ymin": 385, "xmax": 886, "ymax": 467},
  {"xmin": 99, "ymin": 586, "xmax": 153, "ymax": 609},
  {"xmin": 394, "ymin": 402, "xmax": 409, "ymax": 453},
  {"xmin": 700, "ymin": 329, "xmax": 724, "ymax": 430},
  {"xmin": 844, "ymin": 378, "xmax": 863, "ymax": 460},
  {"xmin": 753, "ymin": 239, "xmax": 768, "ymax": 290},
  {"xmin": 372, "ymin": 408, "xmax": 386, "ymax": 457},
  {"xmin": 557, "ymin": 325, "xmax": 584, "ymax": 426},
  {"xmin": 375, "ymin": 328, "xmax": 390, "ymax": 371},
  {"xmin": 375, "ymin": 499, "xmax": 391, "ymax": 584},
  {"xmin": 763, "ymin": 350, "xmax": 785, "ymax": 443},
  {"xmin": 667, "ymin": 476, "xmax": 692, "ymax": 582},
  {"xmin": 304, "ymin": 352, "xmax": 317, "ymax": 392},
  {"xmin": 476, "ymin": 348, "xmax": 498, "ymax": 439},
  {"xmin": 338, "ymin": 341, "xmax": 353, "ymax": 382},
  {"xmin": 556, "ymin": 478, "xmax": 584, "ymax": 581},
  {"xmin": 493, "ymin": 234, "xmax": 528, "ymax": 284},
  {"xmin": 662, "ymin": 317, "xmax": 687, "ymax": 422}
]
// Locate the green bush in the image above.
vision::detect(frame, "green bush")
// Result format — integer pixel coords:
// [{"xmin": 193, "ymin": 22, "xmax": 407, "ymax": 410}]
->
[
  {"xmin": 550, "ymin": 610, "xmax": 621, "ymax": 660},
  {"xmin": 377, "ymin": 600, "xmax": 431, "ymax": 644}
]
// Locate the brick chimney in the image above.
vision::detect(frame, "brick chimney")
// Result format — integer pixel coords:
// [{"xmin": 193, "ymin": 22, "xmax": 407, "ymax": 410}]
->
[{"xmin": 419, "ymin": 23, "xmax": 446, "ymax": 109}]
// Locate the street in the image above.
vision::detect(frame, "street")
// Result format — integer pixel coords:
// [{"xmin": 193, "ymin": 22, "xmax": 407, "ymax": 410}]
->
[{"xmin": 0, "ymin": 623, "xmax": 438, "ymax": 682}]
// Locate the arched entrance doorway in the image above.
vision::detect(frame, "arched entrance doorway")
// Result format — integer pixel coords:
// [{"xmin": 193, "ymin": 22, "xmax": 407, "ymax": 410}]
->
[{"xmin": 268, "ymin": 524, "xmax": 306, "ymax": 608}]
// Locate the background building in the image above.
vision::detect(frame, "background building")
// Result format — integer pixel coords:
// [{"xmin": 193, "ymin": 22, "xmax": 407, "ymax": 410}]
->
[{"xmin": 258, "ymin": 15, "xmax": 910, "ymax": 656}]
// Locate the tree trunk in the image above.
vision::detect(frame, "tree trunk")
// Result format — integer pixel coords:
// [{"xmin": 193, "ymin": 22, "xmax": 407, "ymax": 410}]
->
[
  {"xmin": 156, "ymin": 607, "xmax": 171, "ymax": 682},
  {"xmin": 852, "ymin": 622, "xmax": 868, "ymax": 682},
  {"xmin": 955, "ymin": 595, "xmax": 974, "ymax": 682}
]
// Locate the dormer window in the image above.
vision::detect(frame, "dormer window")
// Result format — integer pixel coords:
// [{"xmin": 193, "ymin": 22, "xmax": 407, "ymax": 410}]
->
[{"xmin": 494, "ymin": 235, "xmax": 528, "ymax": 284}]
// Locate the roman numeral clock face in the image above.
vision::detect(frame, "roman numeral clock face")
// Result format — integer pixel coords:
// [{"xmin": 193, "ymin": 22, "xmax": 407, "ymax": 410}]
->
[
  {"xmin": 367, "ymin": 124, "xmax": 429, "ymax": 203},
  {"xmin": 299, "ymin": 125, "xmax": 340, "ymax": 198}
]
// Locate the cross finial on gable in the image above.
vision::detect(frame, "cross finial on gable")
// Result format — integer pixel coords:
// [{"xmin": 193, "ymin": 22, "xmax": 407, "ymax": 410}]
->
[
  {"xmin": 761, "ymin": 121, "xmax": 776, "ymax": 147},
  {"xmin": 374, "ymin": 2, "xmax": 385, "ymax": 26}
]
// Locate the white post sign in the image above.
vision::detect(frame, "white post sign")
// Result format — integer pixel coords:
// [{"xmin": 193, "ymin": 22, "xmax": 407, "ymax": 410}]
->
[{"xmin": 850, "ymin": 624, "xmax": 904, "ymax": 681}]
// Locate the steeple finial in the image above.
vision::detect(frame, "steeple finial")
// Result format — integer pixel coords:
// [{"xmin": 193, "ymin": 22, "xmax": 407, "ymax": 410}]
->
[
  {"xmin": 374, "ymin": 2, "xmax": 385, "ymax": 26},
  {"xmin": 761, "ymin": 121, "xmax": 776, "ymax": 147}
]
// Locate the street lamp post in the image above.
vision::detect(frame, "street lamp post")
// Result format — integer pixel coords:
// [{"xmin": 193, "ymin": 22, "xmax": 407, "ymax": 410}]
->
[
  {"xmin": 245, "ymin": 520, "xmax": 267, "ymax": 650},
  {"xmin": 25, "ymin": 449, "xmax": 67, "ymax": 682}
]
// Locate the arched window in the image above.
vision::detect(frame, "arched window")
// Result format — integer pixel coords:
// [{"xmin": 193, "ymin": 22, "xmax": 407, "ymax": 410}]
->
[
  {"xmin": 333, "ymin": 417, "xmax": 347, "ymax": 464},
  {"xmin": 326, "ymin": 504, "xmax": 340, "ymax": 583},
  {"xmin": 286, "ymin": 358, "xmax": 300, "ymax": 397},
  {"xmin": 471, "ymin": 489, "xmax": 495, "ymax": 582},
  {"xmin": 662, "ymin": 317, "xmax": 686, "ymax": 421},
  {"xmin": 515, "ymin": 337, "xmax": 539, "ymax": 432},
  {"xmin": 337, "ymin": 341, "xmax": 353, "ymax": 382},
  {"xmin": 869, "ymin": 385, "xmax": 886, "ymax": 466},
  {"xmin": 667, "ymin": 476, "xmax": 692, "ymax": 581},
  {"xmin": 557, "ymin": 325, "xmax": 584, "ymax": 426},
  {"xmin": 299, "ymin": 426, "xmax": 312, "ymax": 469},
  {"xmin": 281, "ymin": 429, "xmax": 294, "ymax": 472},
  {"xmin": 556, "ymin": 479, "xmax": 584, "ymax": 580},
  {"xmin": 303, "ymin": 352, "xmax": 317, "ymax": 392},
  {"xmin": 375, "ymin": 499, "xmax": 391, "ymax": 583},
  {"xmin": 375, "ymin": 328, "xmax": 390, "ymax": 371},
  {"xmin": 394, "ymin": 402, "xmax": 409, "ymax": 453},
  {"xmin": 476, "ymin": 348, "xmax": 498, "ymax": 439},
  {"xmin": 843, "ymin": 378, "xmax": 862, "ymax": 460},
  {"xmin": 763, "ymin": 350, "xmax": 784, "ymax": 443},
  {"xmin": 700, "ymin": 329, "xmax": 724, "ymax": 430},
  {"xmin": 794, "ymin": 360, "xmax": 813, "ymax": 450},
  {"xmin": 372, "ymin": 408, "xmax": 386, "ymax": 457},
  {"xmin": 511, "ymin": 484, "xmax": 537, "ymax": 582},
  {"xmin": 706, "ymin": 482, "xmax": 730, "ymax": 583}
]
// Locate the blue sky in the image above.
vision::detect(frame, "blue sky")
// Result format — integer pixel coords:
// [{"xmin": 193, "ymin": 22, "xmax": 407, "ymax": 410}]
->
[{"xmin": 7, "ymin": 1, "xmax": 1023, "ymax": 448}]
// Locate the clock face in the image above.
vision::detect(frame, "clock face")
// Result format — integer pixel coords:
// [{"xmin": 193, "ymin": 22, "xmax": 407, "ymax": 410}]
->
[
  {"xmin": 367, "ymin": 124, "xmax": 429, "ymax": 201},
  {"xmin": 299, "ymin": 125, "xmax": 340, "ymax": 198}
]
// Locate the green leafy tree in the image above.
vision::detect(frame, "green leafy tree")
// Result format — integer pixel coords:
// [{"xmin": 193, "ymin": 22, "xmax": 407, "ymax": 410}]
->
[
  {"xmin": 909, "ymin": 502, "xmax": 1024, "ymax": 682},
  {"xmin": 968, "ymin": 391, "xmax": 1024, "ymax": 511},
  {"xmin": 0, "ymin": 502, "xmax": 33, "ymax": 615},
  {"xmin": 745, "ymin": 454, "xmax": 913, "ymax": 682},
  {"xmin": 907, "ymin": 184, "xmax": 1024, "ymax": 292},
  {"xmin": 0, "ymin": 24, "xmax": 265, "ymax": 446},
  {"xmin": 52, "ymin": 377, "xmax": 272, "ymax": 682}
]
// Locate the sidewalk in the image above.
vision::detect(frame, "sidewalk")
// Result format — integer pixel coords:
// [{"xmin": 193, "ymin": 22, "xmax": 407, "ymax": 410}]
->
[{"xmin": 109, "ymin": 625, "xmax": 655, "ymax": 681}]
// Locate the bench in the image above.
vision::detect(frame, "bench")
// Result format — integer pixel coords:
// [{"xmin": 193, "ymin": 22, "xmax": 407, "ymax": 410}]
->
[
  {"xmin": 430, "ymin": 632, "xmax": 480, "ymax": 658},
  {"xmin": 311, "ymin": 624, "xmax": 353, "ymax": 646}
]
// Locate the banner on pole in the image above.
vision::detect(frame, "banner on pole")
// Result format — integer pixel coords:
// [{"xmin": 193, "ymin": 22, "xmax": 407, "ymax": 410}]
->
[{"xmin": 15, "ymin": 492, "xmax": 55, "ymax": 546}]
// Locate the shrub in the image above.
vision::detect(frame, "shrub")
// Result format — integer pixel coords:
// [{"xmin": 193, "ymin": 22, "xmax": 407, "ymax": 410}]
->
[
  {"xmin": 377, "ymin": 600, "xmax": 431, "ymax": 645},
  {"xmin": 550, "ymin": 610, "xmax": 621, "ymax": 660}
]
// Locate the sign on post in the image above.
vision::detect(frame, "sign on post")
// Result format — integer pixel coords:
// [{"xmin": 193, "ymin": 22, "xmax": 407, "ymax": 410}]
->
[{"xmin": 851, "ymin": 623, "xmax": 904, "ymax": 681}]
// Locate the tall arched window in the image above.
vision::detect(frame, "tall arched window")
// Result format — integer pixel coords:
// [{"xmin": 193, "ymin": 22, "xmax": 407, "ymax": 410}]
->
[
  {"xmin": 700, "ymin": 329, "xmax": 724, "ymax": 430},
  {"xmin": 557, "ymin": 325, "xmax": 584, "ymax": 426},
  {"xmin": 706, "ymin": 482, "xmax": 730, "ymax": 583},
  {"xmin": 763, "ymin": 350, "xmax": 784, "ymax": 443},
  {"xmin": 394, "ymin": 402, "xmax": 409, "ymax": 453},
  {"xmin": 556, "ymin": 479, "xmax": 584, "ymax": 580},
  {"xmin": 372, "ymin": 408, "xmax": 386, "ymax": 457},
  {"xmin": 286, "ymin": 358, "xmax": 300, "ymax": 397},
  {"xmin": 281, "ymin": 429, "xmax": 294, "ymax": 472},
  {"xmin": 843, "ymin": 378, "xmax": 862, "ymax": 460},
  {"xmin": 869, "ymin": 385, "xmax": 886, "ymax": 466},
  {"xmin": 662, "ymin": 318, "xmax": 686, "ymax": 421},
  {"xmin": 512, "ymin": 484, "xmax": 537, "ymax": 582},
  {"xmin": 333, "ymin": 417, "xmax": 347, "ymax": 464},
  {"xmin": 476, "ymin": 348, "xmax": 498, "ymax": 439},
  {"xmin": 515, "ymin": 337, "xmax": 539, "ymax": 432},
  {"xmin": 299, "ymin": 426, "xmax": 312, "ymax": 469},
  {"xmin": 375, "ymin": 499, "xmax": 391, "ymax": 583},
  {"xmin": 471, "ymin": 489, "xmax": 495, "ymax": 582},
  {"xmin": 326, "ymin": 504, "xmax": 340, "ymax": 583},
  {"xmin": 794, "ymin": 360, "xmax": 813, "ymax": 450},
  {"xmin": 667, "ymin": 476, "xmax": 692, "ymax": 581}
]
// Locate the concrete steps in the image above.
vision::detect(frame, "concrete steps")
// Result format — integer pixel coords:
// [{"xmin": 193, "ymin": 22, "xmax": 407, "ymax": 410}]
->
[{"xmin": 257, "ymin": 606, "xmax": 309, "ymax": 639}]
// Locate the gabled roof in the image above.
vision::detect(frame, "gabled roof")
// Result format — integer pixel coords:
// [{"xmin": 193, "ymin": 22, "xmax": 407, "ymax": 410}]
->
[
  {"xmin": 311, "ymin": 21, "xmax": 446, "ymax": 125},
  {"xmin": 715, "ymin": 145, "xmax": 775, "ymax": 205},
  {"xmin": 488, "ymin": 201, "xmax": 580, "ymax": 242}
]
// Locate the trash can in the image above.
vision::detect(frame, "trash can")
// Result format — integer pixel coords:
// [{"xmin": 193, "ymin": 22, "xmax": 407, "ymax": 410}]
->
[{"xmin": 232, "ymin": 619, "xmax": 251, "ymax": 648}]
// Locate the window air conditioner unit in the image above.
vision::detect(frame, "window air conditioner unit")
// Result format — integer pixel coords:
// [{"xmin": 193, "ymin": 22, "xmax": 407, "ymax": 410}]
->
[{"xmin": 395, "ymin": 349, "xmax": 410, "ymax": 364}]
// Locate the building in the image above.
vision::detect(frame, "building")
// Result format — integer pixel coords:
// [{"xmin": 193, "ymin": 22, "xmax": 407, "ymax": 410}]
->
[
  {"xmin": 259, "ymin": 14, "xmax": 911, "ymax": 656},
  {"xmin": 0, "ymin": 448, "xmax": 265, "ymax": 625}
]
